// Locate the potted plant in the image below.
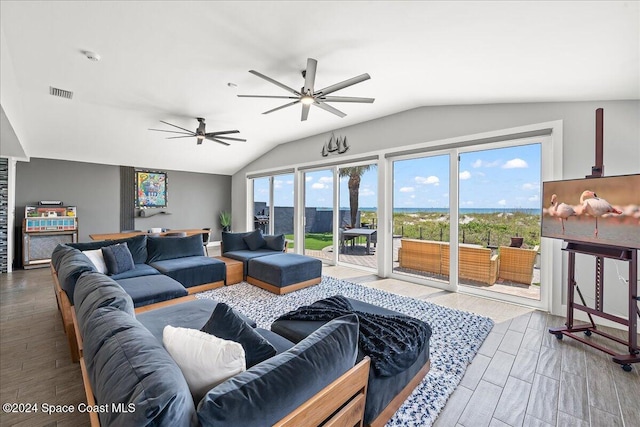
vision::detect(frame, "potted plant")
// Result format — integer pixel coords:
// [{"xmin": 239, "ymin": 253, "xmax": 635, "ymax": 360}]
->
[{"xmin": 219, "ymin": 211, "xmax": 232, "ymax": 232}]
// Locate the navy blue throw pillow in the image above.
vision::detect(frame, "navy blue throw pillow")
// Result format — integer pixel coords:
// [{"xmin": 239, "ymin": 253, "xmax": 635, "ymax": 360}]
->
[
  {"xmin": 264, "ymin": 234, "xmax": 286, "ymax": 251},
  {"xmin": 101, "ymin": 243, "xmax": 135, "ymax": 276},
  {"xmin": 201, "ymin": 303, "xmax": 276, "ymax": 367},
  {"xmin": 243, "ymin": 229, "xmax": 266, "ymax": 251}
]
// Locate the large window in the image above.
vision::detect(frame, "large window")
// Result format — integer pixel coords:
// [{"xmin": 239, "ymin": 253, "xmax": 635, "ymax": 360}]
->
[
  {"xmin": 303, "ymin": 169, "xmax": 334, "ymax": 262},
  {"xmin": 251, "ymin": 173, "xmax": 295, "ymax": 249},
  {"xmin": 392, "ymin": 154, "xmax": 450, "ymax": 285}
]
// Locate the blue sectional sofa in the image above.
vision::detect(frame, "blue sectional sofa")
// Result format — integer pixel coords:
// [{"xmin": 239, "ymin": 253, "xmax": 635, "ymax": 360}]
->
[
  {"xmin": 71, "ymin": 271, "xmax": 370, "ymax": 427},
  {"xmin": 51, "ymin": 234, "xmax": 225, "ymax": 361}
]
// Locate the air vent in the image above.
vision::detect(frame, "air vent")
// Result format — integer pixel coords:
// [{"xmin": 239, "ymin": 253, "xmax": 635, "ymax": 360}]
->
[{"xmin": 49, "ymin": 86, "xmax": 73, "ymax": 100}]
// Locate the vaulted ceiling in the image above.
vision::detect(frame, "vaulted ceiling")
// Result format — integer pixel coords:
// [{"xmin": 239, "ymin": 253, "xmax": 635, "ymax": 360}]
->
[{"xmin": 1, "ymin": 1, "xmax": 638, "ymax": 174}]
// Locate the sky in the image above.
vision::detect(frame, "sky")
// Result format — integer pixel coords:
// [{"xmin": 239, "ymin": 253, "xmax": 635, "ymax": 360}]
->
[{"xmin": 255, "ymin": 143, "xmax": 541, "ymax": 210}]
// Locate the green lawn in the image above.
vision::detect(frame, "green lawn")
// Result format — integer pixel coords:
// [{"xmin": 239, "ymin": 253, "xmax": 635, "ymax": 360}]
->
[{"xmin": 285, "ymin": 233, "xmax": 334, "ymax": 251}]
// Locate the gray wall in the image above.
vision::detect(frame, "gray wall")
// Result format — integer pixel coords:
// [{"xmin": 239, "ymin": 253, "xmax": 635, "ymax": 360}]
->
[{"xmin": 15, "ymin": 158, "xmax": 231, "ymax": 244}]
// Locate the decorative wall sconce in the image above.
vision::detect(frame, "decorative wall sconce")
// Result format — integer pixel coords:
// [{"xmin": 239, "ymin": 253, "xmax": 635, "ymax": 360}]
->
[{"xmin": 321, "ymin": 133, "xmax": 349, "ymax": 157}]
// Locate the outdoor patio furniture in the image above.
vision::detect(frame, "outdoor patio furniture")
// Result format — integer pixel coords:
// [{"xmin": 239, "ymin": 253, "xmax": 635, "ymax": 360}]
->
[
  {"xmin": 398, "ymin": 239, "xmax": 499, "ymax": 285},
  {"xmin": 498, "ymin": 245, "xmax": 539, "ymax": 285},
  {"xmin": 341, "ymin": 228, "xmax": 377, "ymax": 254}
]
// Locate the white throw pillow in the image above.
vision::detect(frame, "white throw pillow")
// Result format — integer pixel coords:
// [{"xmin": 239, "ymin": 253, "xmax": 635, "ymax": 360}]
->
[
  {"xmin": 83, "ymin": 249, "xmax": 108, "ymax": 274},
  {"xmin": 163, "ymin": 325, "xmax": 246, "ymax": 402}
]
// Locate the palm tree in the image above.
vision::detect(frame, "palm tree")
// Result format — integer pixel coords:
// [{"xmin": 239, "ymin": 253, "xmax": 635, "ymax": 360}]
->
[{"xmin": 339, "ymin": 165, "xmax": 372, "ymax": 227}]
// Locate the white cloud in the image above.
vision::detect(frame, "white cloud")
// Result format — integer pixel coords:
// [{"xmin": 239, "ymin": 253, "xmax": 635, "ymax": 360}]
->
[
  {"xmin": 459, "ymin": 170, "xmax": 471, "ymax": 180},
  {"xmin": 497, "ymin": 199, "xmax": 507, "ymax": 206},
  {"xmin": 410, "ymin": 194, "xmax": 416, "ymax": 199},
  {"xmin": 305, "ymin": 176, "xmax": 313, "ymax": 182},
  {"xmin": 528, "ymin": 195, "xmax": 540, "ymax": 202},
  {"xmin": 472, "ymin": 159, "xmax": 501, "ymax": 168},
  {"xmin": 522, "ymin": 182, "xmax": 539, "ymax": 190},
  {"xmin": 311, "ymin": 183, "xmax": 326, "ymax": 189},
  {"xmin": 399, "ymin": 186, "xmax": 415, "ymax": 193},
  {"xmin": 503, "ymin": 158, "xmax": 528, "ymax": 169},
  {"xmin": 318, "ymin": 176, "xmax": 333, "ymax": 183},
  {"xmin": 360, "ymin": 188, "xmax": 375, "ymax": 197},
  {"xmin": 415, "ymin": 175, "xmax": 440, "ymax": 185}
]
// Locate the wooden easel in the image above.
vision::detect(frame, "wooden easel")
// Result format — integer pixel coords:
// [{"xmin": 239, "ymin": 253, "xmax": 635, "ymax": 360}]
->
[{"xmin": 548, "ymin": 108, "xmax": 640, "ymax": 371}]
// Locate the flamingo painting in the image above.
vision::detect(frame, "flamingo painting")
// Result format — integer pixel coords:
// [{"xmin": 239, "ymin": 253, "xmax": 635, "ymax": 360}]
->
[
  {"xmin": 579, "ymin": 190, "xmax": 623, "ymax": 236},
  {"xmin": 550, "ymin": 194, "xmax": 576, "ymax": 233}
]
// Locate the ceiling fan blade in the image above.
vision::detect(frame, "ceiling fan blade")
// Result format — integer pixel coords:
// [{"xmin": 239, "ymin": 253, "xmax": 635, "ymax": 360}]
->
[
  {"xmin": 302, "ymin": 58, "xmax": 317, "ymax": 95},
  {"xmin": 301, "ymin": 103, "xmax": 311, "ymax": 121},
  {"xmin": 248, "ymin": 70, "xmax": 301, "ymax": 96},
  {"xmin": 320, "ymin": 96, "xmax": 375, "ymax": 103},
  {"xmin": 197, "ymin": 120, "xmax": 206, "ymax": 135},
  {"xmin": 205, "ymin": 130, "xmax": 240, "ymax": 136},
  {"xmin": 166, "ymin": 135, "xmax": 196, "ymax": 139},
  {"xmin": 316, "ymin": 73, "xmax": 371, "ymax": 96},
  {"xmin": 263, "ymin": 100, "xmax": 300, "ymax": 115},
  {"xmin": 314, "ymin": 101, "xmax": 346, "ymax": 118},
  {"xmin": 205, "ymin": 136, "xmax": 231, "ymax": 146},
  {"xmin": 211, "ymin": 136, "xmax": 246, "ymax": 142},
  {"xmin": 159, "ymin": 120, "xmax": 195, "ymax": 134},
  {"xmin": 237, "ymin": 95, "xmax": 299, "ymax": 99},
  {"xmin": 148, "ymin": 128, "xmax": 195, "ymax": 135}
]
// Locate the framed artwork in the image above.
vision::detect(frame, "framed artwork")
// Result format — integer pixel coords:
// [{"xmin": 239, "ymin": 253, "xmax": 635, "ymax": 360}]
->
[{"xmin": 136, "ymin": 170, "xmax": 167, "ymax": 208}]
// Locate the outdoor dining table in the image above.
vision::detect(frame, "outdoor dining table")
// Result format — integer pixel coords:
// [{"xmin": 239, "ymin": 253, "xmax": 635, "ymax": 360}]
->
[{"xmin": 341, "ymin": 228, "xmax": 377, "ymax": 255}]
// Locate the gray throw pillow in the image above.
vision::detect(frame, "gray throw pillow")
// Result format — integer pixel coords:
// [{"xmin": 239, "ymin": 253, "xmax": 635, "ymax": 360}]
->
[
  {"xmin": 101, "ymin": 242, "xmax": 135, "ymax": 276},
  {"xmin": 264, "ymin": 234, "xmax": 286, "ymax": 251},
  {"xmin": 201, "ymin": 303, "xmax": 276, "ymax": 367}
]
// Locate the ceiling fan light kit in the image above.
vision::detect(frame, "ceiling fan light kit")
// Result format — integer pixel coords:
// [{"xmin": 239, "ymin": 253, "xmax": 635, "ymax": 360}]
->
[
  {"xmin": 238, "ymin": 57, "xmax": 375, "ymax": 121},
  {"xmin": 149, "ymin": 117, "xmax": 246, "ymax": 146}
]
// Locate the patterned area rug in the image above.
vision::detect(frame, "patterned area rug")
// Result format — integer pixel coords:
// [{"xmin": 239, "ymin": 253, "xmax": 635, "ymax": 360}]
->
[{"xmin": 196, "ymin": 276, "xmax": 493, "ymax": 427}]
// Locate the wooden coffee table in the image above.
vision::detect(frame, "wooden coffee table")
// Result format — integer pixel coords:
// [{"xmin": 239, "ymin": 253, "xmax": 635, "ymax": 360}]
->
[{"xmin": 215, "ymin": 256, "xmax": 243, "ymax": 285}]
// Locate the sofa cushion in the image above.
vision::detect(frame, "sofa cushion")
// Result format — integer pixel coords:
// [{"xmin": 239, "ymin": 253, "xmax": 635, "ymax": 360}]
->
[
  {"xmin": 149, "ymin": 256, "xmax": 225, "ymax": 288},
  {"xmin": 83, "ymin": 249, "xmax": 108, "ymax": 274},
  {"xmin": 51, "ymin": 244, "xmax": 76, "ymax": 272},
  {"xmin": 201, "ymin": 303, "xmax": 276, "ymax": 368},
  {"xmin": 254, "ymin": 328, "xmax": 295, "ymax": 355},
  {"xmin": 222, "ymin": 231, "xmax": 252, "ymax": 253},
  {"xmin": 83, "ymin": 306, "xmax": 197, "ymax": 427},
  {"xmin": 56, "ymin": 248, "xmax": 96, "ymax": 304},
  {"xmin": 115, "ymin": 275, "xmax": 188, "ymax": 308},
  {"xmin": 264, "ymin": 234, "xmax": 286, "ymax": 251},
  {"xmin": 69, "ymin": 235, "xmax": 148, "ymax": 264},
  {"xmin": 147, "ymin": 234, "xmax": 204, "ymax": 263},
  {"xmin": 102, "ymin": 242, "xmax": 135, "ymax": 275},
  {"xmin": 223, "ymin": 249, "xmax": 281, "ymax": 277},
  {"xmin": 197, "ymin": 314, "xmax": 359, "ymax": 427},
  {"xmin": 163, "ymin": 325, "xmax": 246, "ymax": 403},
  {"xmin": 137, "ymin": 299, "xmax": 257, "ymax": 343},
  {"xmin": 243, "ymin": 229, "xmax": 266, "ymax": 251},
  {"xmin": 110, "ymin": 263, "xmax": 160, "ymax": 280},
  {"xmin": 247, "ymin": 253, "xmax": 322, "ymax": 288},
  {"xmin": 73, "ymin": 272, "xmax": 135, "ymax": 337}
]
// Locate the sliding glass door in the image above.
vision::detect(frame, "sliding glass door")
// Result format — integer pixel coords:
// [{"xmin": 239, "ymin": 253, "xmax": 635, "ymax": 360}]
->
[
  {"xmin": 303, "ymin": 169, "xmax": 335, "ymax": 262},
  {"xmin": 458, "ymin": 143, "xmax": 542, "ymax": 301},
  {"xmin": 391, "ymin": 154, "xmax": 451, "ymax": 286},
  {"xmin": 338, "ymin": 163, "xmax": 378, "ymax": 269},
  {"xmin": 251, "ymin": 173, "xmax": 295, "ymax": 250}
]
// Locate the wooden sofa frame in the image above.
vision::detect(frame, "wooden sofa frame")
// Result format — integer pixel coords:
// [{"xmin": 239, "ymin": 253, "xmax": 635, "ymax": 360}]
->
[
  {"xmin": 398, "ymin": 239, "xmax": 499, "ymax": 285},
  {"xmin": 51, "ymin": 264, "xmax": 222, "ymax": 362}
]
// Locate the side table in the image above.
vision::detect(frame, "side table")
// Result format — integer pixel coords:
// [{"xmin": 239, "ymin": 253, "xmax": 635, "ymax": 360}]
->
[{"xmin": 215, "ymin": 256, "xmax": 243, "ymax": 285}]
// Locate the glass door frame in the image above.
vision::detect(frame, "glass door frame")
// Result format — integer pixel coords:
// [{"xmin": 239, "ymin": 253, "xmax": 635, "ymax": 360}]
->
[{"xmin": 386, "ymin": 135, "xmax": 555, "ymax": 310}]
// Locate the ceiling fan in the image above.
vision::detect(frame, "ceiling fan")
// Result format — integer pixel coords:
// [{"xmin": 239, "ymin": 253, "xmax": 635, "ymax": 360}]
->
[
  {"xmin": 238, "ymin": 58, "xmax": 374, "ymax": 121},
  {"xmin": 149, "ymin": 118, "xmax": 246, "ymax": 146}
]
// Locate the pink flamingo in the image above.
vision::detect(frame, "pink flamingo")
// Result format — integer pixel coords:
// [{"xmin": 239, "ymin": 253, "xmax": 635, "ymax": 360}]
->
[
  {"xmin": 550, "ymin": 194, "xmax": 576, "ymax": 233},
  {"xmin": 579, "ymin": 190, "xmax": 623, "ymax": 236}
]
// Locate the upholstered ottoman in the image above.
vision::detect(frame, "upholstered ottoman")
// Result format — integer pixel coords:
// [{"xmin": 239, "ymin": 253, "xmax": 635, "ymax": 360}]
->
[
  {"xmin": 271, "ymin": 297, "xmax": 432, "ymax": 427},
  {"xmin": 247, "ymin": 253, "xmax": 322, "ymax": 294}
]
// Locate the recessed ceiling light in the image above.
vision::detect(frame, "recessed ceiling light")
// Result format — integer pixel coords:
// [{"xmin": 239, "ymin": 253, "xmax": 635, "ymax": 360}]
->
[{"xmin": 83, "ymin": 51, "xmax": 101, "ymax": 62}]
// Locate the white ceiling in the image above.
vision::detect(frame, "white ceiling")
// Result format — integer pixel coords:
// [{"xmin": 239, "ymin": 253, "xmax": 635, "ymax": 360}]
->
[{"xmin": 1, "ymin": 1, "xmax": 638, "ymax": 175}]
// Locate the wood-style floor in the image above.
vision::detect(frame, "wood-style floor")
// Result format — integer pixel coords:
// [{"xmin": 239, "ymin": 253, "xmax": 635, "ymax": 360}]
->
[{"xmin": 1, "ymin": 265, "xmax": 638, "ymax": 427}]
